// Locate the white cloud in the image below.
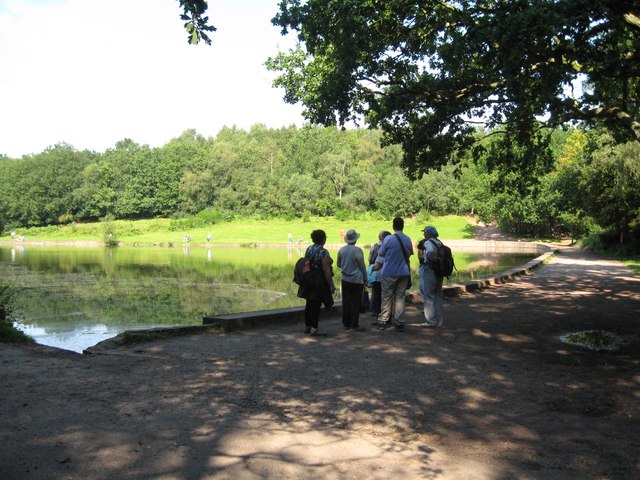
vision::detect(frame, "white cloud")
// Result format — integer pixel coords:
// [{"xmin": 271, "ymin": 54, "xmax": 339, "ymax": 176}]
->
[{"xmin": 0, "ymin": 0, "xmax": 304, "ymax": 157}]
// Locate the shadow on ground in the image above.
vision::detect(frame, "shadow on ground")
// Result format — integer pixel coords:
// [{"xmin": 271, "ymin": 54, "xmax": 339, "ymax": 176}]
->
[{"xmin": 1, "ymin": 247, "xmax": 639, "ymax": 479}]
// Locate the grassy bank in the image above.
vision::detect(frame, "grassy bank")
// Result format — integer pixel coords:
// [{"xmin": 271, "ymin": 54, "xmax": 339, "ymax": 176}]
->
[{"xmin": 1, "ymin": 215, "xmax": 477, "ymax": 246}]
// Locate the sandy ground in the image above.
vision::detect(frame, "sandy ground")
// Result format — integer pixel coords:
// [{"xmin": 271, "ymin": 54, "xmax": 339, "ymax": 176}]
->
[{"xmin": 1, "ymin": 243, "xmax": 640, "ymax": 479}]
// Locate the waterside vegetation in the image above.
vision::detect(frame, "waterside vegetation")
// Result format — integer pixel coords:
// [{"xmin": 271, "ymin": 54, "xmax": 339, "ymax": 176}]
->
[{"xmin": 1, "ymin": 125, "xmax": 639, "ymax": 256}]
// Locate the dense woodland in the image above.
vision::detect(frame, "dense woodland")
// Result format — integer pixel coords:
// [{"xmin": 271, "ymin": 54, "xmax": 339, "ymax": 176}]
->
[
  {"xmin": 1, "ymin": 1, "xmax": 638, "ymax": 251},
  {"xmin": 1, "ymin": 125, "xmax": 639, "ymax": 250}
]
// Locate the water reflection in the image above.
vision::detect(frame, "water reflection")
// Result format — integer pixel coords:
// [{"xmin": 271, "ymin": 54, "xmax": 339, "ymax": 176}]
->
[{"xmin": 0, "ymin": 245, "xmax": 534, "ymax": 352}]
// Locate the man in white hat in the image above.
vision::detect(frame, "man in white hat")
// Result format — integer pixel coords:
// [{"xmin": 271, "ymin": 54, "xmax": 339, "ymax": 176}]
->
[{"xmin": 337, "ymin": 229, "xmax": 368, "ymax": 331}]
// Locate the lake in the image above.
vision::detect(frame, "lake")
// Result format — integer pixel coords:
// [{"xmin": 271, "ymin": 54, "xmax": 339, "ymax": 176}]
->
[{"xmin": 0, "ymin": 244, "xmax": 538, "ymax": 352}]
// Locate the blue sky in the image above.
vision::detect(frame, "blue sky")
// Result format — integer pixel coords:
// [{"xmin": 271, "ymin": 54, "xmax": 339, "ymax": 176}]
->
[{"xmin": 0, "ymin": 0, "xmax": 304, "ymax": 157}]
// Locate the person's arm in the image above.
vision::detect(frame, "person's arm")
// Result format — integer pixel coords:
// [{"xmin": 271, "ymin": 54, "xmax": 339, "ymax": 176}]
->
[
  {"xmin": 357, "ymin": 251, "xmax": 367, "ymax": 282},
  {"xmin": 406, "ymin": 236, "xmax": 414, "ymax": 257},
  {"xmin": 322, "ymin": 256, "xmax": 336, "ymax": 293}
]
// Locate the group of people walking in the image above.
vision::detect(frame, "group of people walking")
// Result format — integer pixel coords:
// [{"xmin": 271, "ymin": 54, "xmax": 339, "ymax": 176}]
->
[{"xmin": 297, "ymin": 217, "xmax": 445, "ymax": 336}]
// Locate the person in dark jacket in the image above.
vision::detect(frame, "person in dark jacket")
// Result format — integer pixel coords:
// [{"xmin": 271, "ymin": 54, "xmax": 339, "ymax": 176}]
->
[{"xmin": 298, "ymin": 229, "xmax": 336, "ymax": 336}]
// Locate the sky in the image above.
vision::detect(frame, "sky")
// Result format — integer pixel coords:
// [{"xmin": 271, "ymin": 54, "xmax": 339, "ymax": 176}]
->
[{"xmin": 0, "ymin": 0, "xmax": 305, "ymax": 158}]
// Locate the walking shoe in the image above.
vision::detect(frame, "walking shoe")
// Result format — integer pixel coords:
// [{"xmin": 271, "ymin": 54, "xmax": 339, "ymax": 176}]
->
[
  {"xmin": 304, "ymin": 326, "xmax": 311, "ymax": 334},
  {"xmin": 309, "ymin": 328, "xmax": 327, "ymax": 337},
  {"xmin": 376, "ymin": 322, "xmax": 388, "ymax": 331},
  {"xmin": 420, "ymin": 322, "xmax": 438, "ymax": 328},
  {"xmin": 395, "ymin": 324, "xmax": 405, "ymax": 332}
]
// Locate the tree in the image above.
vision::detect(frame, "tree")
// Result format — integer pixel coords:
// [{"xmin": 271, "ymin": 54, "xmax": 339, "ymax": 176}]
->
[
  {"xmin": 581, "ymin": 135, "xmax": 640, "ymax": 243},
  {"xmin": 375, "ymin": 167, "xmax": 421, "ymax": 217},
  {"xmin": 0, "ymin": 144, "xmax": 95, "ymax": 226},
  {"xmin": 178, "ymin": 0, "xmax": 216, "ymax": 45},
  {"xmin": 268, "ymin": 0, "xmax": 640, "ymax": 173}
]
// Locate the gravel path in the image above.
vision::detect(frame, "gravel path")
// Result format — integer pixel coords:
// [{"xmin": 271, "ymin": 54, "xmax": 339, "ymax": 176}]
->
[{"xmin": 1, "ymin": 246, "xmax": 640, "ymax": 479}]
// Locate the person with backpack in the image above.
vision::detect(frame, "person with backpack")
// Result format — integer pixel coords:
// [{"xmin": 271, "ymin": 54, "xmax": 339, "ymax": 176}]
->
[
  {"xmin": 298, "ymin": 229, "xmax": 336, "ymax": 336},
  {"xmin": 418, "ymin": 226, "xmax": 444, "ymax": 327}
]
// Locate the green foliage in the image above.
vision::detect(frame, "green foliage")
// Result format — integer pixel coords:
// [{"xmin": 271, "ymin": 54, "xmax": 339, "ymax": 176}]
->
[
  {"xmin": 0, "ymin": 121, "xmax": 635, "ymax": 247},
  {"xmin": 0, "ymin": 285, "xmax": 34, "ymax": 344},
  {"xmin": 465, "ymin": 130, "xmax": 561, "ymax": 237},
  {"xmin": 178, "ymin": 0, "xmax": 216, "ymax": 45},
  {"xmin": 58, "ymin": 212, "xmax": 75, "ymax": 225},
  {"xmin": 415, "ymin": 210, "xmax": 433, "ymax": 225},
  {"xmin": 581, "ymin": 136, "xmax": 640, "ymax": 241},
  {"xmin": 169, "ymin": 208, "xmax": 234, "ymax": 231},
  {"xmin": 558, "ymin": 212, "xmax": 598, "ymax": 244},
  {"xmin": 102, "ymin": 214, "xmax": 118, "ymax": 246},
  {"xmin": 269, "ymin": 0, "xmax": 639, "ymax": 173},
  {"xmin": 0, "ymin": 144, "xmax": 96, "ymax": 227}
]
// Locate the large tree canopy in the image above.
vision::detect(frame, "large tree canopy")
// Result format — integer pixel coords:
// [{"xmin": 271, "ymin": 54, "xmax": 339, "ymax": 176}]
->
[{"xmin": 266, "ymin": 0, "xmax": 640, "ymax": 172}]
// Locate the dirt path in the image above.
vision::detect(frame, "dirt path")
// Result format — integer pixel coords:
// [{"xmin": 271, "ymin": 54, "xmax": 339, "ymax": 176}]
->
[{"xmin": 1, "ymin": 246, "xmax": 640, "ymax": 479}]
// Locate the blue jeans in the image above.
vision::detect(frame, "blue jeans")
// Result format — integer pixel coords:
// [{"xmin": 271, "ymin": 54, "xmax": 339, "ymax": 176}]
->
[{"xmin": 420, "ymin": 266, "xmax": 444, "ymax": 326}]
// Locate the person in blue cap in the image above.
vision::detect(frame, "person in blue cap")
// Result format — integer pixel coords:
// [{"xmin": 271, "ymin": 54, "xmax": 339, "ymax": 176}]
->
[{"xmin": 418, "ymin": 226, "xmax": 444, "ymax": 327}]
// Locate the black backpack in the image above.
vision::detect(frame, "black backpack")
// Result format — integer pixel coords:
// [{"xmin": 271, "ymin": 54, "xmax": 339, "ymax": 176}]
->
[
  {"xmin": 427, "ymin": 239, "xmax": 455, "ymax": 278},
  {"xmin": 293, "ymin": 257, "xmax": 311, "ymax": 286}
]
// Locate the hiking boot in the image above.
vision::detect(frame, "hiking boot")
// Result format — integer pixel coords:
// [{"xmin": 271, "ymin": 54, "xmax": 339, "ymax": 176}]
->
[{"xmin": 376, "ymin": 322, "xmax": 388, "ymax": 331}]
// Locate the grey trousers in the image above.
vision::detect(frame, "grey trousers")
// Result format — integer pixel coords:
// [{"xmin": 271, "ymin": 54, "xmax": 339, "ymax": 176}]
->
[{"xmin": 379, "ymin": 275, "xmax": 409, "ymax": 325}]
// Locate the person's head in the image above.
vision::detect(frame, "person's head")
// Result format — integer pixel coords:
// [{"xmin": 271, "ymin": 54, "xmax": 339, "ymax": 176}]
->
[
  {"xmin": 310, "ymin": 229, "xmax": 327, "ymax": 245},
  {"xmin": 392, "ymin": 217, "xmax": 404, "ymax": 231},
  {"xmin": 378, "ymin": 230, "xmax": 390, "ymax": 241},
  {"xmin": 344, "ymin": 229, "xmax": 360, "ymax": 245},
  {"xmin": 423, "ymin": 226, "xmax": 439, "ymax": 238}
]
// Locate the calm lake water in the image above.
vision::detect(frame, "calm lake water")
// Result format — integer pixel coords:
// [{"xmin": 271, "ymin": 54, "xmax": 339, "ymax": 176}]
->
[{"xmin": 0, "ymin": 244, "xmax": 536, "ymax": 352}]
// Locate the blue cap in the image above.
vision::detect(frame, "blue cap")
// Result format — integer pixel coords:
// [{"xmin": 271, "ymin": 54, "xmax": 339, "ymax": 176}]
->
[{"xmin": 423, "ymin": 226, "xmax": 439, "ymax": 237}]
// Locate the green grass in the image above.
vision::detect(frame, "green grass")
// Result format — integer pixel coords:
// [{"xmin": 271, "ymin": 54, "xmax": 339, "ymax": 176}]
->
[
  {"xmin": 624, "ymin": 259, "xmax": 640, "ymax": 275},
  {"xmin": 1, "ymin": 215, "xmax": 477, "ymax": 246},
  {"xmin": 0, "ymin": 320, "xmax": 34, "ymax": 344}
]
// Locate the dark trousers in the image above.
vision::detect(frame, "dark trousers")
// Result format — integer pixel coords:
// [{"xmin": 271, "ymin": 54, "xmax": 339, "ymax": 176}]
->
[
  {"xmin": 370, "ymin": 281, "xmax": 382, "ymax": 315},
  {"xmin": 305, "ymin": 299, "xmax": 322, "ymax": 329},
  {"xmin": 341, "ymin": 281, "xmax": 364, "ymax": 329}
]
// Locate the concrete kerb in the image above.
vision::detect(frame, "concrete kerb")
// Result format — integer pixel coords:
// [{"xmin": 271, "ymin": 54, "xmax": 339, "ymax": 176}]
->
[
  {"xmin": 440, "ymin": 248, "xmax": 557, "ymax": 298},
  {"xmin": 203, "ymin": 303, "xmax": 343, "ymax": 333},
  {"xmin": 85, "ymin": 241, "xmax": 557, "ymax": 349}
]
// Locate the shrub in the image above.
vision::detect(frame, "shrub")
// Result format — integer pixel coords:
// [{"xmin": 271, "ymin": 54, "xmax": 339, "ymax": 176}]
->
[{"xmin": 0, "ymin": 285, "xmax": 34, "ymax": 344}]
